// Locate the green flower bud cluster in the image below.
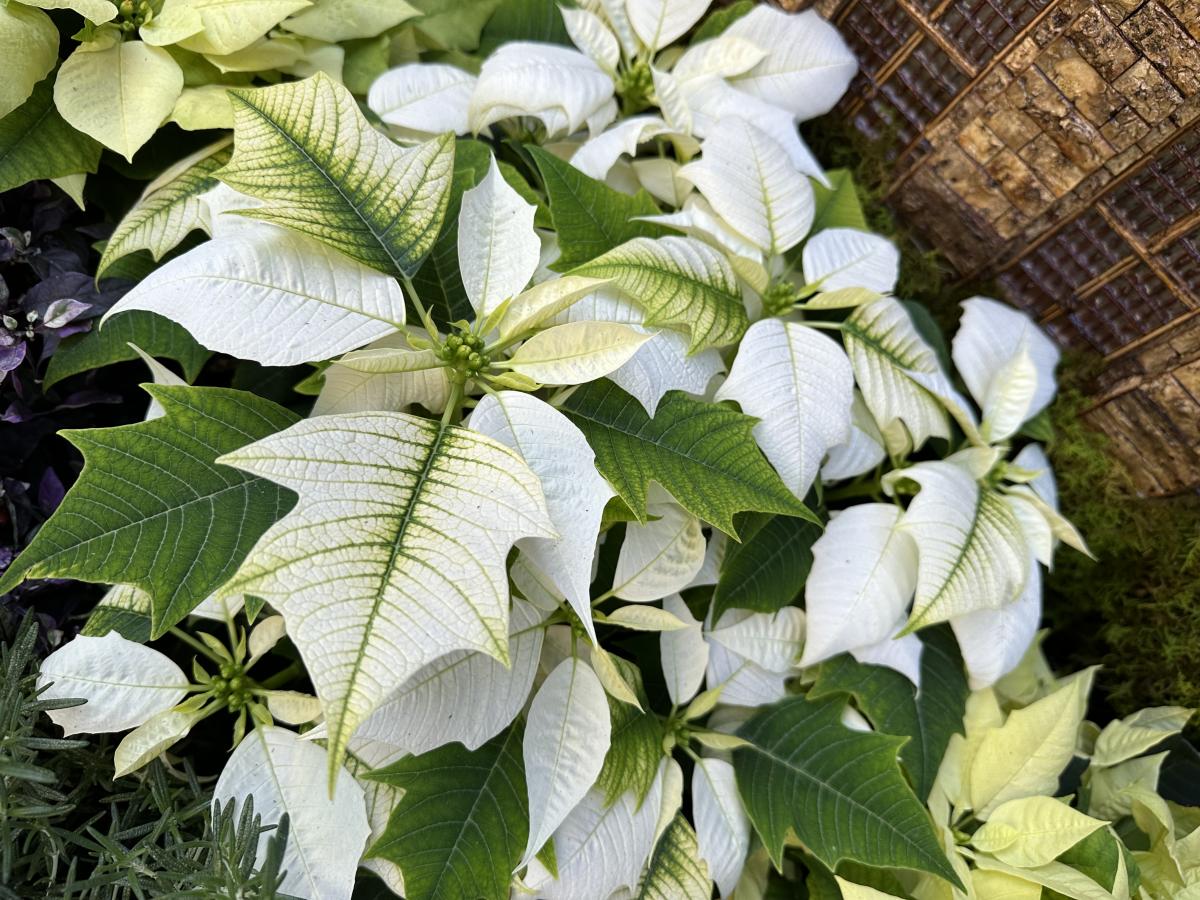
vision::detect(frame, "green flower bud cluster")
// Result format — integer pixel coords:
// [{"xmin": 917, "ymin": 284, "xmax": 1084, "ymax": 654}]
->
[
  {"xmin": 210, "ymin": 661, "xmax": 254, "ymax": 712},
  {"xmin": 118, "ymin": 0, "xmax": 153, "ymax": 32},
  {"xmin": 616, "ymin": 60, "xmax": 654, "ymax": 114},
  {"xmin": 762, "ymin": 281, "xmax": 801, "ymax": 317},
  {"xmin": 440, "ymin": 330, "xmax": 492, "ymax": 385}
]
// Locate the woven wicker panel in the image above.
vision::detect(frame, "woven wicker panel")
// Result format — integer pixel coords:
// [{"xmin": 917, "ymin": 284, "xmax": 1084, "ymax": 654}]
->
[
  {"xmin": 816, "ymin": 0, "xmax": 1200, "ymax": 493},
  {"xmin": 938, "ymin": 0, "xmax": 1054, "ymax": 69}
]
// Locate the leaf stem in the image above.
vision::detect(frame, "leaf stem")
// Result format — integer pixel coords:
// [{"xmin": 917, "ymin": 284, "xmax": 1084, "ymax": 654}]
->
[
  {"xmin": 800, "ymin": 319, "xmax": 846, "ymax": 331},
  {"xmin": 402, "ymin": 275, "xmax": 440, "ymax": 341},
  {"xmin": 255, "ymin": 662, "xmax": 305, "ymax": 691},
  {"xmin": 169, "ymin": 627, "xmax": 225, "ymax": 664},
  {"xmin": 441, "ymin": 381, "xmax": 465, "ymax": 428}
]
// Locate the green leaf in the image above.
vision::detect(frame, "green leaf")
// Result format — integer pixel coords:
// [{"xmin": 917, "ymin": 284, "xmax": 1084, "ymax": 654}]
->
[
  {"xmin": 636, "ymin": 814, "xmax": 712, "ymax": 900},
  {"xmin": 733, "ymin": 694, "xmax": 962, "ymax": 886},
  {"xmin": 692, "ymin": 0, "xmax": 754, "ymax": 41},
  {"xmin": 0, "ymin": 386, "xmax": 299, "ymax": 637},
  {"xmin": 45, "ymin": 312, "xmax": 211, "ymax": 390},
  {"xmin": 408, "ymin": 0, "xmax": 503, "ymax": 51},
  {"xmin": 596, "ymin": 656, "xmax": 664, "ymax": 808},
  {"xmin": 98, "ymin": 139, "xmax": 232, "ymax": 279},
  {"xmin": 1055, "ymin": 826, "xmax": 1127, "ymax": 894},
  {"xmin": 479, "ymin": 0, "xmax": 571, "ymax": 54},
  {"xmin": 0, "ymin": 78, "xmax": 102, "ymax": 194},
  {"xmin": 901, "ymin": 299, "xmax": 952, "ymax": 374},
  {"xmin": 367, "ymin": 724, "xmax": 528, "ymax": 900},
  {"xmin": 561, "ymin": 381, "xmax": 816, "ymax": 538},
  {"xmin": 571, "ymin": 236, "xmax": 748, "ymax": 351},
  {"xmin": 218, "ymin": 413, "xmax": 554, "ymax": 785},
  {"xmin": 219, "ymin": 72, "xmax": 455, "ymax": 278},
  {"xmin": 410, "ymin": 138, "xmax": 493, "ymax": 327},
  {"xmin": 528, "ymin": 146, "xmax": 667, "ymax": 270},
  {"xmin": 808, "ymin": 626, "xmax": 969, "ymax": 801},
  {"xmin": 809, "ymin": 169, "xmax": 868, "ymax": 235},
  {"xmin": 712, "ymin": 513, "xmax": 821, "ymax": 622},
  {"xmin": 80, "ymin": 584, "xmax": 152, "ymax": 642}
]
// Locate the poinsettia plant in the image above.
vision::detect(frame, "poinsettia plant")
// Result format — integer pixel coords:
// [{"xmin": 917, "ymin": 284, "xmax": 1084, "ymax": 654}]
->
[{"xmin": 7, "ymin": 1, "xmax": 1198, "ymax": 898}]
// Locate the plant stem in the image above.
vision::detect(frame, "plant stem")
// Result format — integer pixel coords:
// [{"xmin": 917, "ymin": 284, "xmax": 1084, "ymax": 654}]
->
[
  {"xmin": 800, "ymin": 319, "xmax": 845, "ymax": 331},
  {"xmin": 169, "ymin": 627, "xmax": 225, "ymax": 664},
  {"xmin": 402, "ymin": 275, "xmax": 440, "ymax": 340},
  {"xmin": 441, "ymin": 381, "xmax": 465, "ymax": 428},
  {"xmin": 823, "ymin": 480, "xmax": 883, "ymax": 503},
  {"xmin": 256, "ymin": 662, "xmax": 305, "ymax": 691}
]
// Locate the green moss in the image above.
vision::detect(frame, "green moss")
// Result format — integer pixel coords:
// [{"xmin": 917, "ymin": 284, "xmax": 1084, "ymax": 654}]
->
[{"xmin": 1043, "ymin": 382, "xmax": 1200, "ymax": 720}]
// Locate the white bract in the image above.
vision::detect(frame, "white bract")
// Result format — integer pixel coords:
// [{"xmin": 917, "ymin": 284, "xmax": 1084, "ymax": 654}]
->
[
  {"xmin": 716, "ymin": 319, "xmax": 854, "ymax": 500},
  {"xmin": 38, "ymin": 633, "xmax": 187, "ymax": 735},
  {"xmin": 470, "ymin": 393, "xmax": 612, "ymax": 640},
  {"xmin": 470, "ymin": 42, "xmax": 616, "ymax": 138},
  {"xmin": 521, "ymin": 655, "xmax": 612, "ymax": 870},
  {"xmin": 214, "ymin": 726, "xmax": 371, "ymax": 900}
]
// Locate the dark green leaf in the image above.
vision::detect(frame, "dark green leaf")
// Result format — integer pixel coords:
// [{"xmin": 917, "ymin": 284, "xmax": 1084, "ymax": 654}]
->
[
  {"xmin": 808, "ymin": 626, "xmax": 969, "ymax": 801},
  {"xmin": 408, "ymin": 0, "xmax": 504, "ymax": 51},
  {"xmin": 367, "ymin": 724, "xmax": 527, "ymax": 900},
  {"xmin": 44, "ymin": 311, "xmax": 210, "ymax": 389},
  {"xmin": 902, "ymin": 299, "xmax": 951, "ymax": 374},
  {"xmin": 81, "ymin": 585, "xmax": 151, "ymax": 642},
  {"xmin": 733, "ymin": 694, "xmax": 961, "ymax": 886},
  {"xmin": 810, "ymin": 169, "xmax": 869, "ymax": 234},
  {"xmin": 596, "ymin": 657, "xmax": 663, "ymax": 808},
  {"xmin": 712, "ymin": 513, "xmax": 821, "ymax": 621},
  {"xmin": 528, "ymin": 146, "xmax": 667, "ymax": 270},
  {"xmin": 561, "ymin": 381, "xmax": 817, "ymax": 537},
  {"xmin": 479, "ymin": 0, "xmax": 571, "ymax": 54},
  {"xmin": 0, "ymin": 77, "xmax": 102, "ymax": 193},
  {"xmin": 693, "ymin": 0, "xmax": 754, "ymax": 41},
  {"xmin": 0, "ymin": 386, "xmax": 298, "ymax": 638},
  {"xmin": 1055, "ymin": 826, "xmax": 1123, "ymax": 893}
]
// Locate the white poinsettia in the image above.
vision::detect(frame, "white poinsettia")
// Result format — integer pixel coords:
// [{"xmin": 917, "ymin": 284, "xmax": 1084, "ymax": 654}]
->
[
  {"xmin": 470, "ymin": 42, "xmax": 617, "ymax": 138},
  {"xmin": 524, "ymin": 761, "xmax": 666, "ymax": 899},
  {"xmin": 716, "ymin": 319, "xmax": 854, "ymax": 500},
  {"xmin": 521, "ymin": 655, "xmax": 612, "ymax": 870},
  {"xmin": 470, "ymin": 392, "xmax": 613, "ymax": 639},
  {"xmin": 612, "ymin": 495, "xmax": 706, "ymax": 601},
  {"xmin": 38, "ymin": 632, "xmax": 188, "ymax": 735},
  {"xmin": 367, "ymin": 63, "xmax": 477, "ymax": 138},
  {"xmin": 703, "ymin": 607, "xmax": 804, "ymax": 707},
  {"xmin": 799, "ymin": 504, "xmax": 918, "ymax": 675},
  {"xmin": 891, "ymin": 452, "xmax": 1029, "ymax": 630},
  {"xmin": 556, "ymin": 288, "xmax": 725, "ymax": 415},
  {"xmin": 313, "ymin": 333, "xmax": 452, "ymax": 417},
  {"xmin": 802, "ymin": 228, "xmax": 900, "ymax": 295},
  {"xmin": 721, "ymin": 6, "xmax": 856, "ymax": 121},
  {"xmin": 660, "ymin": 593, "xmax": 708, "ymax": 706},
  {"xmin": 105, "ymin": 223, "xmax": 410, "ymax": 366},
  {"xmin": 569, "ymin": 114, "xmax": 670, "ymax": 180},
  {"xmin": 213, "ymin": 726, "xmax": 371, "ymax": 900},
  {"xmin": 822, "ymin": 391, "xmax": 887, "ymax": 482},
  {"xmin": 341, "ymin": 598, "xmax": 545, "ymax": 756},
  {"xmin": 459, "ymin": 157, "xmax": 542, "ymax": 317},
  {"xmin": 952, "ymin": 297, "xmax": 1060, "ymax": 442},
  {"xmin": 693, "ymin": 756, "xmax": 751, "ymax": 896},
  {"xmin": 679, "ymin": 117, "xmax": 815, "ymax": 256},
  {"xmin": 951, "ymin": 555, "xmax": 1042, "ymax": 691}
]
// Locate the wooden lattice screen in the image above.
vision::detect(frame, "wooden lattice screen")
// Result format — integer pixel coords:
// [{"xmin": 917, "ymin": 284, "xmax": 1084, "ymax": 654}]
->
[{"xmin": 811, "ymin": 0, "xmax": 1200, "ymax": 495}]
